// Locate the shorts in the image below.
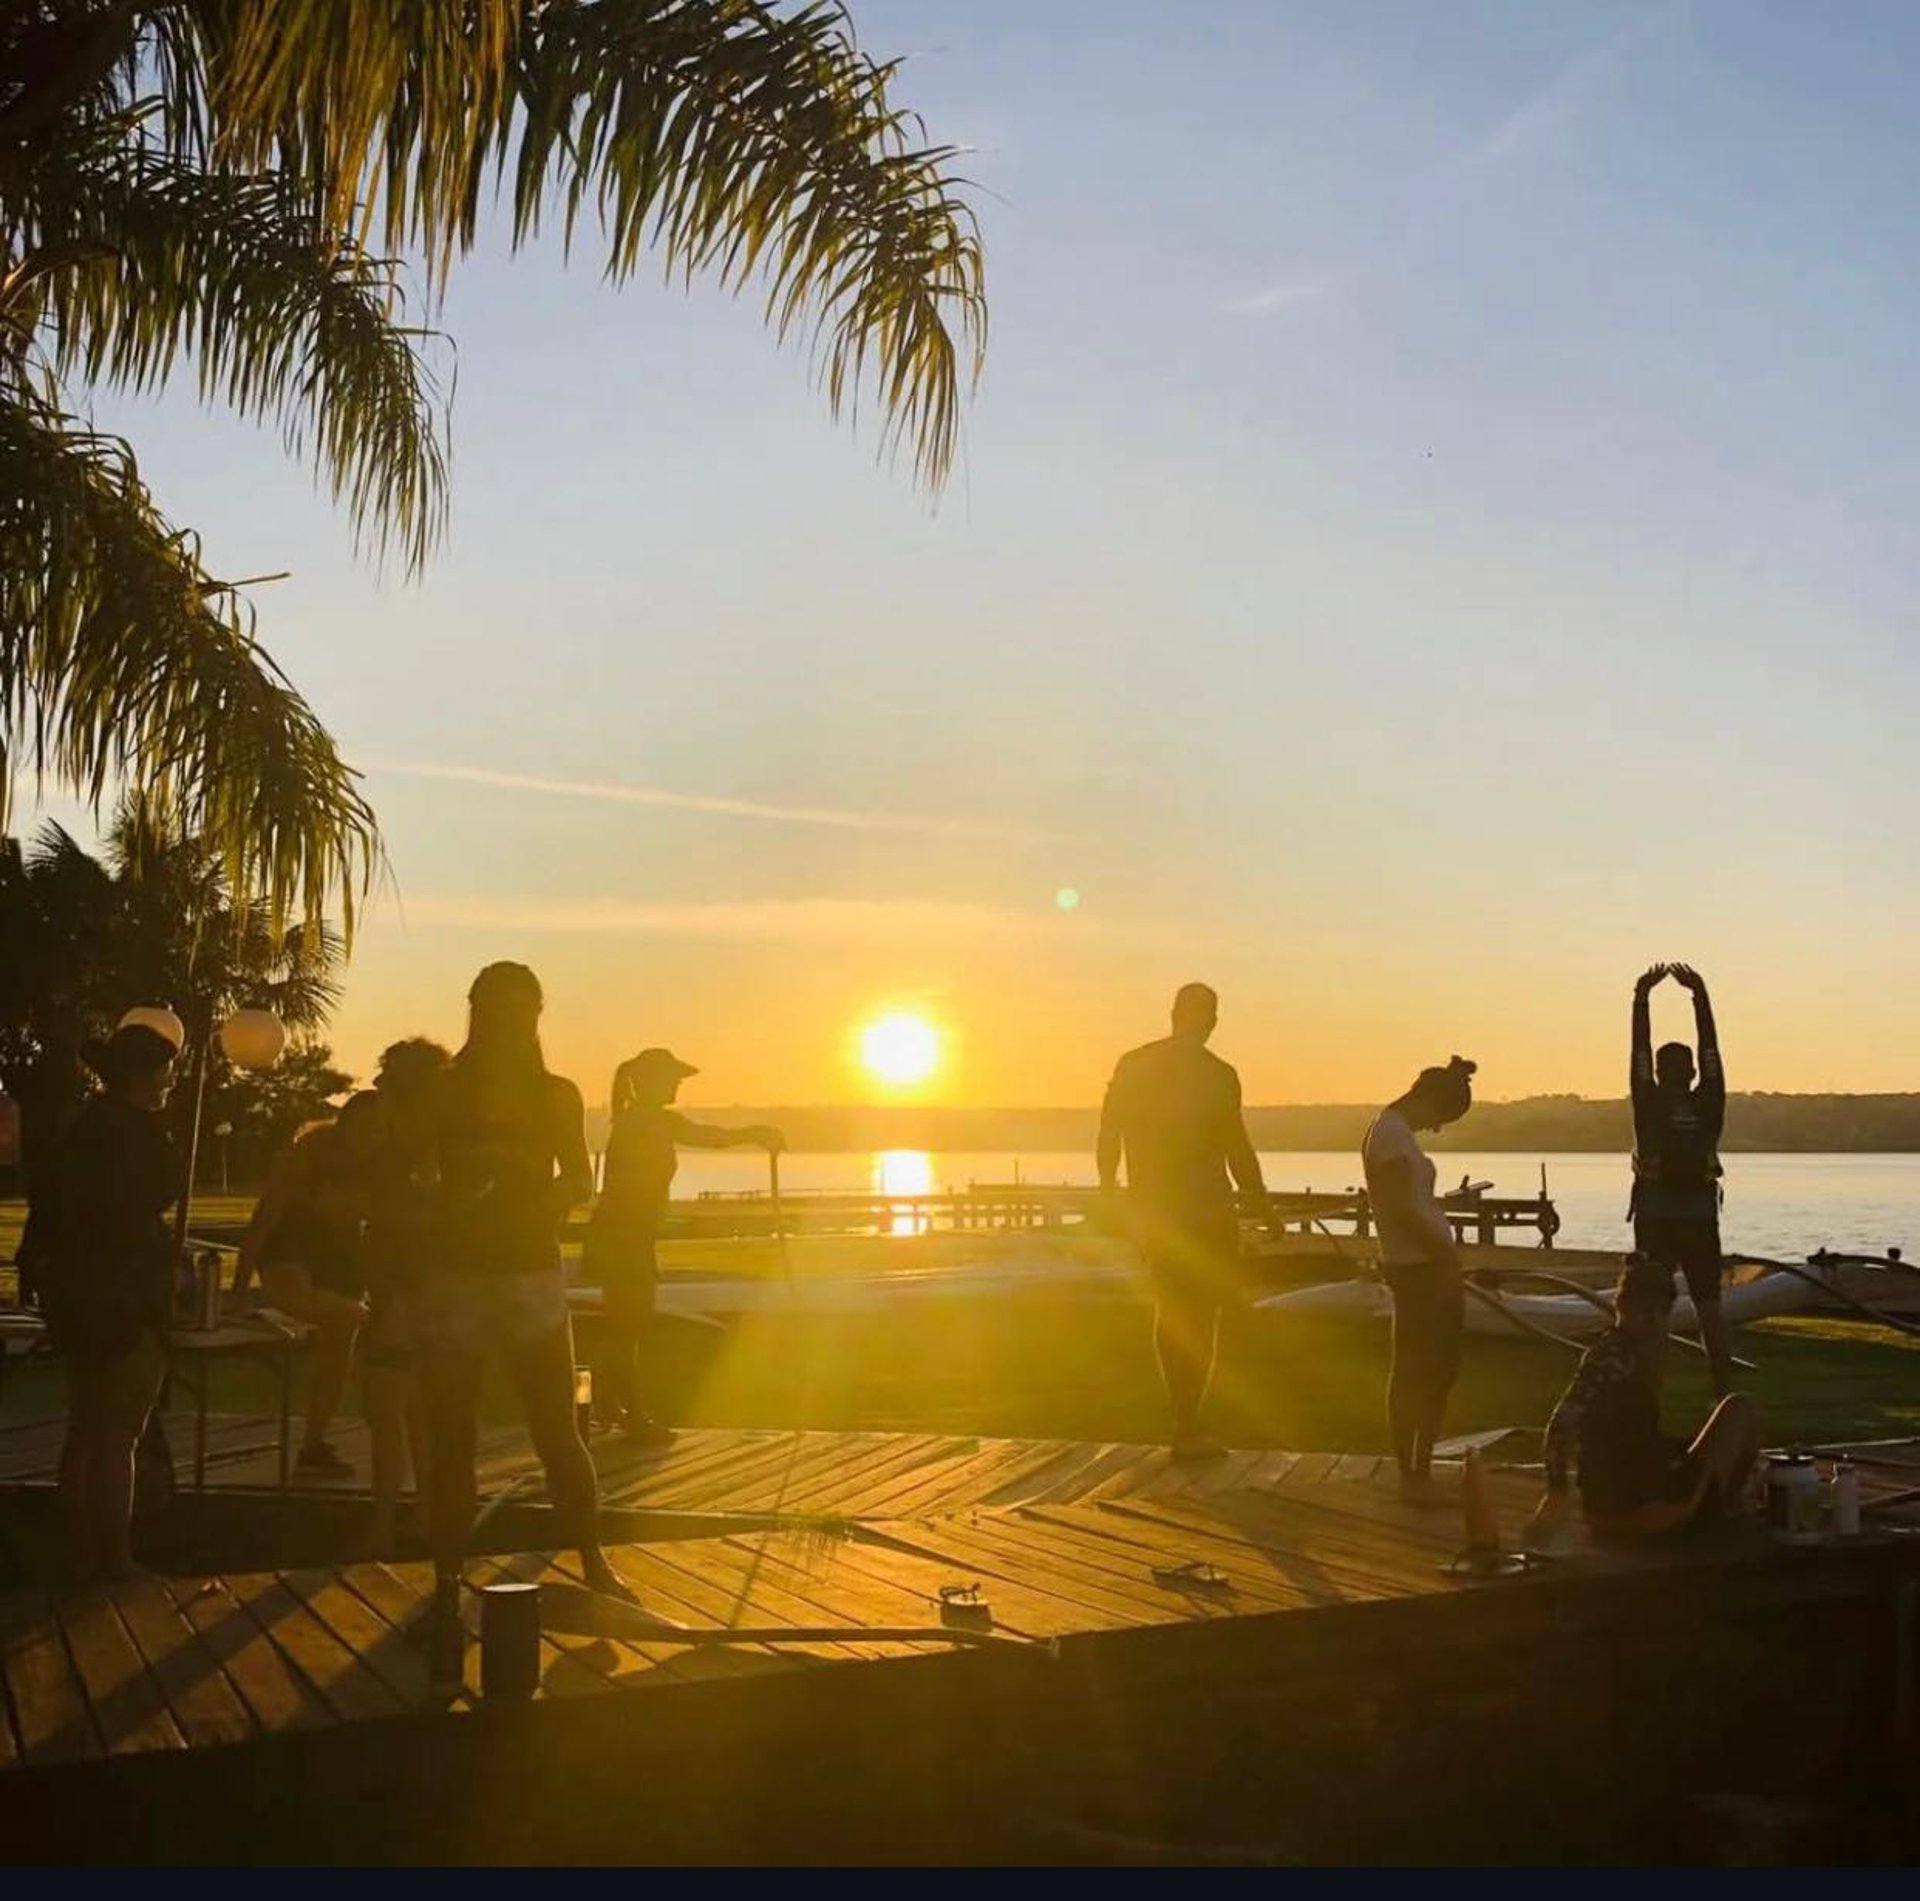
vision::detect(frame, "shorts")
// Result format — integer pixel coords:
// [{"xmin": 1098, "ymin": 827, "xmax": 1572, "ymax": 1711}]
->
[
  {"xmin": 1142, "ymin": 1215, "xmax": 1243, "ymax": 1310},
  {"xmin": 410, "ymin": 1268, "xmax": 570, "ymax": 1359},
  {"xmin": 362, "ymin": 1283, "xmax": 415, "ymax": 1371},
  {"xmin": 1632, "ymin": 1215, "xmax": 1723, "ymax": 1306},
  {"xmin": 1581, "ymin": 1429, "xmax": 1718, "ymax": 1529}
]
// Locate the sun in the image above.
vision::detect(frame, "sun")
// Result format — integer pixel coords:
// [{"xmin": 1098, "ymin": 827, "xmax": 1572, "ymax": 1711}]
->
[{"xmin": 859, "ymin": 1010, "xmax": 942, "ymax": 1088}]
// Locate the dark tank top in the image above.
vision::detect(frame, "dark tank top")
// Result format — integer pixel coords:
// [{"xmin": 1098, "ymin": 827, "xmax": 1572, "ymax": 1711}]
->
[{"xmin": 437, "ymin": 1060, "xmax": 566, "ymax": 1277}]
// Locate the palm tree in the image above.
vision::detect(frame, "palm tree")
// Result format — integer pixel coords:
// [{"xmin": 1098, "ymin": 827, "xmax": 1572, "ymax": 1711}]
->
[
  {"xmin": 0, "ymin": 796, "xmax": 346, "ymax": 1241},
  {"xmin": 2, "ymin": 1, "xmax": 985, "ymax": 924}
]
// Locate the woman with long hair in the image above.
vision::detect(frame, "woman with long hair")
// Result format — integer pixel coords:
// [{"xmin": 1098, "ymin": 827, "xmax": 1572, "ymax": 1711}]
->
[
  {"xmin": 360, "ymin": 1037, "xmax": 450, "ymax": 1556},
  {"xmin": 586, "ymin": 1048, "xmax": 783, "ymax": 1445},
  {"xmin": 1359, "ymin": 1055, "xmax": 1477, "ymax": 1503},
  {"xmin": 414, "ymin": 964, "xmax": 635, "ymax": 1681},
  {"xmin": 40, "ymin": 1022, "xmax": 184, "ymax": 1581},
  {"xmin": 238, "ymin": 1094, "xmax": 383, "ymax": 1479}
]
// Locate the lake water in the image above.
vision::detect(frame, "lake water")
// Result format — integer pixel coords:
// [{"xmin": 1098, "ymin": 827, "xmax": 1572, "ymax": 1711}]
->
[{"xmin": 658, "ymin": 1149, "xmax": 1918, "ymax": 1263}]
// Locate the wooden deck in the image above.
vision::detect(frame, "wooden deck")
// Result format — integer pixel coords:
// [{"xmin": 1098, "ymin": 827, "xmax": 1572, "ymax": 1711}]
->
[{"xmin": 4, "ymin": 1422, "xmax": 1919, "ymax": 1861}]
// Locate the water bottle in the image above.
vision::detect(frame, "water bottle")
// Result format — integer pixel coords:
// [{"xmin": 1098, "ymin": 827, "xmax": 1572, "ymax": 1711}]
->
[{"xmin": 1829, "ymin": 1459, "xmax": 1860, "ymax": 1539}]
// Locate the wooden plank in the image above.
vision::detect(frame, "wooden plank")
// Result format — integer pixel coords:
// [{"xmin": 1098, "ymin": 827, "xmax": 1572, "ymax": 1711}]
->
[
  {"xmin": 222, "ymin": 1571, "xmax": 406, "ymax": 1725},
  {"xmin": 827, "ymin": 1436, "xmax": 1048, "ymax": 1520},
  {"xmin": 56, "ymin": 1591, "xmax": 185, "ymax": 1756},
  {"xmin": 836, "ymin": 1531, "xmax": 1126, "ymax": 1643},
  {"xmin": 863, "ymin": 1437, "xmax": 1080, "ymax": 1520},
  {"xmin": 461, "ymin": 1554, "xmax": 614, "ymax": 1700},
  {"xmin": 864, "ymin": 1517, "xmax": 1175, "ymax": 1635},
  {"xmin": 1, "ymin": 1593, "xmax": 96, "ymax": 1765},
  {"xmin": 708, "ymin": 1530, "xmax": 984, "ymax": 1656},
  {"xmin": 606, "ymin": 1430, "xmax": 821, "ymax": 1509},
  {"xmin": 113, "ymin": 1575, "xmax": 254, "ymax": 1749},
  {"xmin": 978, "ymin": 1440, "xmax": 1121, "ymax": 1509},
  {"xmin": 477, "ymin": 1547, "xmax": 709, "ymax": 1689},
  {"xmin": 1006, "ymin": 1505, "xmax": 1322, "ymax": 1617},
  {"xmin": 904, "ymin": 1512, "xmax": 1248, "ymax": 1627},
  {"xmin": 1103, "ymin": 1493, "xmax": 1458, "ymax": 1601},
  {"xmin": 280, "ymin": 1568, "xmax": 433, "ymax": 1707},
  {"xmin": 775, "ymin": 1434, "xmax": 993, "ymax": 1518},
  {"xmin": 1330, "ymin": 1452, "xmax": 1386, "ymax": 1484},
  {"xmin": 642, "ymin": 1534, "xmax": 908, "ymax": 1660},
  {"xmin": 167, "ymin": 1576, "xmax": 333, "ymax": 1735},
  {"xmin": 685, "ymin": 1432, "xmax": 949, "ymax": 1516},
  {"xmin": 541, "ymin": 1547, "xmax": 808, "ymax": 1679},
  {"xmin": 1029, "ymin": 1441, "xmax": 1157, "ymax": 1506},
  {"xmin": 1271, "ymin": 1450, "xmax": 1341, "ymax": 1489}
]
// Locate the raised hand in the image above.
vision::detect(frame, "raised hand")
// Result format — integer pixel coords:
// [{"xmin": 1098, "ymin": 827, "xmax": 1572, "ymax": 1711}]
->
[
  {"xmin": 1635, "ymin": 963, "xmax": 1671, "ymax": 994},
  {"xmin": 1671, "ymin": 964, "xmax": 1706, "ymax": 996}
]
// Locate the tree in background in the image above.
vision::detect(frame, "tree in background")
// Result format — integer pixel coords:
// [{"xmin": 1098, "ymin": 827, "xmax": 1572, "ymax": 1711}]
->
[
  {"xmin": 2, "ymin": 1, "xmax": 985, "ymax": 930},
  {"xmin": 202, "ymin": 1039, "xmax": 354, "ymax": 1189},
  {"xmin": 0, "ymin": 798, "xmax": 344, "ymax": 1221}
]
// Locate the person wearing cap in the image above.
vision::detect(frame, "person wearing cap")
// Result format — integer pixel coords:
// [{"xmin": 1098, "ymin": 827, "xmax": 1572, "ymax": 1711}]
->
[
  {"xmin": 35, "ymin": 1020, "xmax": 184, "ymax": 1580},
  {"xmin": 586, "ymin": 1049, "xmax": 784, "ymax": 1445},
  {"xmin": 1361, "ymin": 1054, "xmax": 1479, "ymax": 1503},
  {"xmin": 413, "ymin": 963, "xmax": 638, "ymax": 1684}
]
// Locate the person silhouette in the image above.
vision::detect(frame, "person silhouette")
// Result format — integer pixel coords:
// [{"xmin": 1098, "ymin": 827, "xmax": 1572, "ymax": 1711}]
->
[
  {"xmin": 1361, "ymin": 1056, "xmax": 1478, "ymax": 1502},
  {"xmin": 410, "ymin": 963, "xmax": 637, "ymax": 1688},
  {"xmin": 1629, "ymin": 964, "xmax": 1733, "ymax": 1395},
  {"xmin": 1097, "ymin": 983, "xmax": 1284, "ymax": 1461},
  {"xmin": 585, "ymin": 1049, "xmax": 783, "ymax": 1446}
]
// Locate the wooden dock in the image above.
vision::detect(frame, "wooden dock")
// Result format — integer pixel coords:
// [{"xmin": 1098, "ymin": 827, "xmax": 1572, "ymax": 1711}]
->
[{"xmin": 3, "ymin": 1422, "xmax": 1918, "ymax": 1863}]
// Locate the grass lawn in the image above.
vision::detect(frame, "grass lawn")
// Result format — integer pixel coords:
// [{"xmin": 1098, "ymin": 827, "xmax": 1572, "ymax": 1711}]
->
[
  {"xmin": 0, "ymin": 1296, "xmax": 1912, "ymax": 1456},
  {"xmin": 4, "ymin": 1195, "xmax": 1914, "ymax": 1453}
]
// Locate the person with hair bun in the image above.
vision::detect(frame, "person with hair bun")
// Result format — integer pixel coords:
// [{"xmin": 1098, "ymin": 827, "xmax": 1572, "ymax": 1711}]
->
[
  {"xmin": 1360, "ymin": 1055, "xmax": 1478, "ymax": 1502},
  {"xmin": 37, "ymin": 1021, "xmax": 184, "ymax": 1580}
]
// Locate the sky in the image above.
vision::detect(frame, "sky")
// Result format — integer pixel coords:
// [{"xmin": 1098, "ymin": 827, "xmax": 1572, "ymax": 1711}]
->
[{"xmin": 33, "ymin": 0, "xmax": 1920, "ymax": 1107}]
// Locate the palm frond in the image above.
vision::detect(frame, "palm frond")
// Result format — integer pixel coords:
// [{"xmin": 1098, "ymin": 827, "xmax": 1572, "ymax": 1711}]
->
[
  {"xmin": 15, "ymin": 122, "xmax": 450, "ymax": 573},
  {"xmin": 164, "ymin": 0, "xmax": 985, "ymax": 489},
  {"xmin": 0, "ymin": 383, "xmax": 380, "ymax": 929}
]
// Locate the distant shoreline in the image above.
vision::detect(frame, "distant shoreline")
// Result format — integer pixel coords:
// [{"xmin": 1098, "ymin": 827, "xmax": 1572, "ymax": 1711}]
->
[{"xmin": 586, "ymin": 1093, "xmax": 1920, "ymax": 1155}]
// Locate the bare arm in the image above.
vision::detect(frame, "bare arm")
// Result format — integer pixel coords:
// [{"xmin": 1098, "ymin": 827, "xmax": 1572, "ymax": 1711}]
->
[
  {"xmin": 1630, "ymin": 965, "xmax": 1666, "ymax": 1097},
  {"xmin": 1676, "ymin": 967, "xmax": 1723, "ymax": 1107},
  {"xmin": 236, "ymin": 1148, "xmax": 301, "ymax": 1292},
  {"xmin": 550, "ymin": 1080, "xmax": 593, "ymax": 1217},
  {"xmin": 1095, "ymin": 1061, "xmax": 1127, "ymax": 1192},
  {"xmin": 672, "ymin": 1115, "xmax": 783, "ymax": 1152},
  {"xmin": 1223, "ymin": 1071, "xmax": 1280, "ymax": 1232}
]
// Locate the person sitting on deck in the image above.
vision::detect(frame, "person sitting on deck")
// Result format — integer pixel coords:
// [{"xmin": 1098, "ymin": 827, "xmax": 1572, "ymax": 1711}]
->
[
  {"xmin": 585, "ymin": 1048, "xmax": 784, "ymax": 1446},
  {"xmin": 1097, "ymin": 983, "xmax": 1286, "ymax": 1463},
  {"xmin": 1630, "ymin": 962, "xmax": 1734, "ymax": 1396},
  {"xmin": 1528, "ymin": 1262, "xmax": 1760, "ymax": 1549},
  {"xmin": 238, "ymin": 1094, "xmax": 386, "ymax": 1480}
]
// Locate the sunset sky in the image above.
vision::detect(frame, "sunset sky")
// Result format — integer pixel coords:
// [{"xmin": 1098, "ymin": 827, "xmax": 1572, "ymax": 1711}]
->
[{"xmin": 39, "ymin": 0, "xmax": 1920, "ymax": 1108}]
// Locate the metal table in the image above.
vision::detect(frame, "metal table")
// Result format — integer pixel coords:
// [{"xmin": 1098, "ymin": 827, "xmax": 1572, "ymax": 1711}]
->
[{"xmin": 0, "ymin": 1307, "xmax": 305, "ymax": 1492}]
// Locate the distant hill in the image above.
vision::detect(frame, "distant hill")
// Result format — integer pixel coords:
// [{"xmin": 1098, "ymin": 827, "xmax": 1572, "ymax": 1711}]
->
[{"xmin": 590, "ymin": 1094, "xmax": 1920, "ymax": 1155}]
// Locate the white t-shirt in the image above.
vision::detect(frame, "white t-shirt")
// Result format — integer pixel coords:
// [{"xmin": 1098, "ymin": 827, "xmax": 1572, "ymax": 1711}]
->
[{"xmin": 1361, "ymin": 1106, "xmax": 1446, "ymax": 1267}]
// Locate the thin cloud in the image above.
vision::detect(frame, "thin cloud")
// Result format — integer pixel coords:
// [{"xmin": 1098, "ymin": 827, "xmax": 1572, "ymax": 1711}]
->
[
  {"xmin": 401, "ymin": 893, "xmax": 1210, "ymax": 950},
  {"xmin": 1227, "ymin": 10, "xmax": 1663, "ymax": 320},
  {"xmin": 1225, "ymin": 272, "xmax": 1339, "ymax": 318},
  {"xmin": 373, "ymin": 760, "xmax": 1046, "ymax": 841}
]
